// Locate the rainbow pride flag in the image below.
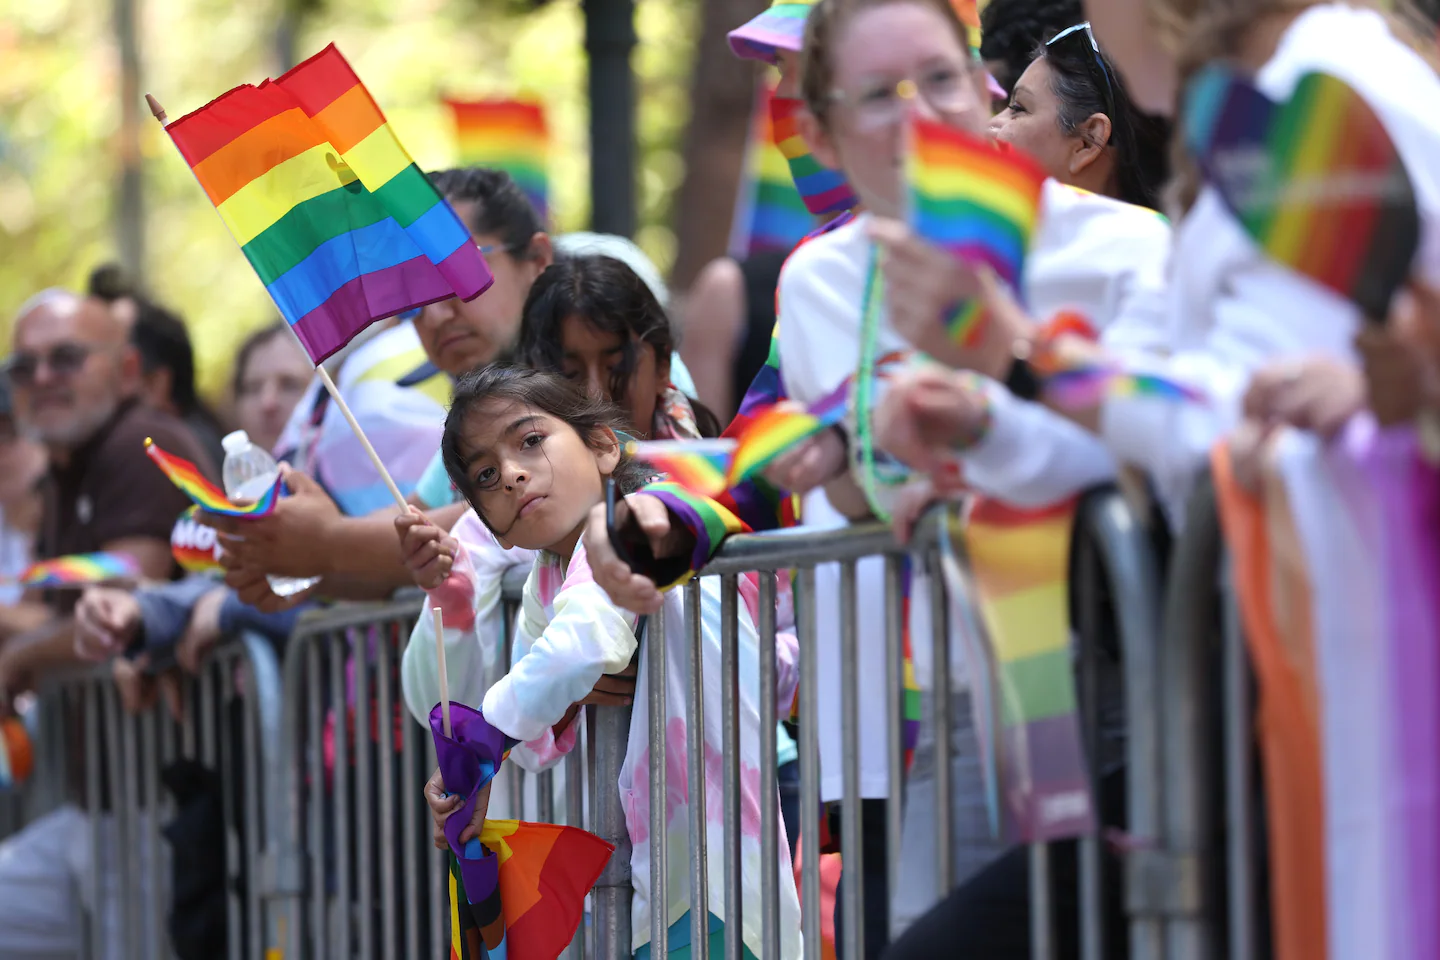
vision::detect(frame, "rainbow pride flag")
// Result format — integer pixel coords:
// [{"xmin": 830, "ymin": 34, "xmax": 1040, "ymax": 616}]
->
[
  {"xmin": 433, "ymin": 702, "xmax": 613, "ymax": 960},
  {"xmin": 628, "ymin": 439, "xmax": 736, "ymax": 499},
  {"xmin": 11, "ymin": 552, "xmax": 141, "ymax": 588},
  {"xmin": 906, "ymin": 118, "xmax": 1048, "ymax": 346},
  {"xmin": 1043, "ymin": 366, "xmax": 1209, "ymax": 409},
  {"xmin": 145, "ymin": 439, "xmax": 282, "ymax": 518},
  {"xmin": 445, "ymin": 97, "xmax": 549, "ymax": 223},
  {"xmin": 727, "ymin": 376, "xmax": 851, "ymax": 486},
  {"xmin": 164, "ymin": 44, "xmax": 495, "ymax": 363},
  {"xmin": 730, "ymin": 82, "xmax": 822, "ymax": 257},
  {"xmin": 948, "ymin": 497, "xmax": 1095, "ymax": 843}
]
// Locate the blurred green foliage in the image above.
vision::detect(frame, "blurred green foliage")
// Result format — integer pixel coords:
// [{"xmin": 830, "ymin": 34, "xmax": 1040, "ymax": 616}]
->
[{"xmin": 0, "ymin": 0, "xmax": 696, "ymax": 402}]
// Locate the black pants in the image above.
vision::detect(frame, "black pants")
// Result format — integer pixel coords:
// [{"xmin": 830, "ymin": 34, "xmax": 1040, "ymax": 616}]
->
[
  {"xmin": 832, "ymin": 798, "xmax": 890, "ymax": 960},
  {"xmin": 882, "ymin": 771, "xmax": 1127, "ymax": 960}
]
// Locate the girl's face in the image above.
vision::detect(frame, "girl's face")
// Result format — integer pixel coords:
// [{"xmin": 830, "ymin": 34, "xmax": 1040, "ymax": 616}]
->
[
  {"xmin": 557, "ymin": 314, "xmax": 669, "ymax": 439},
  {"xmin": 235, "ymin": 333, "xmax": 311, "ymax": 453},
  {"xmin": 989, "ymin": 57, "xmax": 1112, "ymax": 191},
  {"xmin": 456, "ymin": 398, "xmax": 620, "ymax": 555},
  {"xmin": 808, "ymin": 1, "xmax": 989, "ymax": 218},
  {"xmin": 415, "ymin": 205, "xmax": 553, "ymax": 378}
]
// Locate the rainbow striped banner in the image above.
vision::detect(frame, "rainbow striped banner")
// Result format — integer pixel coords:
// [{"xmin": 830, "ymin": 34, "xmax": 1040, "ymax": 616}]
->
[
  {"xmin": 445, "ymin": 97, "xmax": 549, "ymax": 223},
  {"xmin": 944, "ymin": 498, "xmax": 1095, "ymax": 843},
  {"xmin": 164, "ymin": 44, "xmax": 495, "ymax": 363},
  {"xmin": 9, "ymin": 552, "xmax": 140, "ymax": 588}
]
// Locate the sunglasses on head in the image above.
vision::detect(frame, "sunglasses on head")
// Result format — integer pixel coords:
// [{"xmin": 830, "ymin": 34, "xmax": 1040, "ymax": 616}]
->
[
  {"xmin": 1046, "ymin": 22, "xmax": 1118, "ymax": 125},
  {"xmin": 6, "ymin": 343, "xmax": 94, "ymax": 386}
]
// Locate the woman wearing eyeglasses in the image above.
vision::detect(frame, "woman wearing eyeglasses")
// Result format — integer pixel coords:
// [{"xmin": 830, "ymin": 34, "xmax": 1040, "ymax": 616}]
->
[{"xmin": 990, "ymin": 21, "xmax": 1171, "ymax": 209}]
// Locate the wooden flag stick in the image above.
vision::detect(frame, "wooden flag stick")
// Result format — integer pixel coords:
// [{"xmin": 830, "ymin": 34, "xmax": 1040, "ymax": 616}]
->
[
  {"xmin": 433, "ymin": 606, "xmax": 452, "ymax": 737},
  {"xmin": 145, "ymin": 92, "xmax": 409, "ymax": 512}
]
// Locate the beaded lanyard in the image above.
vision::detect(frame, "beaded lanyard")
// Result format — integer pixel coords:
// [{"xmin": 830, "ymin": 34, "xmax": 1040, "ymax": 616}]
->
[{"xmin": 853, "ymin": 245, "xmax": 910, "ymax": 523}]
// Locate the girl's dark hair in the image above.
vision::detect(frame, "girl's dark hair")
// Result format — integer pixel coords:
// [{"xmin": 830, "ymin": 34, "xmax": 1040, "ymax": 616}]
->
[
  {"xmin": 801, "ymin": 0, "xmax": 973, "ymax": 129},
  {"xmin": 428, "ymin": 167, "xmax": 545, "ymax": 261},
  {"xmin": 231, "ymin": 321, "xmax": 294, "ymax": 398},
  {"xmin": 441, "ymin": 364, "xmax": 653, "ymax": 529},
  {"xmin": 516, "ymin": 255, "xmax": 721, "ymax": 437},
  {"xmin": 1036, "ymin": 36, "xmax": 1172, "ymax": 209},
  {"xmin": 979, "ymin": 0, "xmax": 1084, "ymax": 95}
]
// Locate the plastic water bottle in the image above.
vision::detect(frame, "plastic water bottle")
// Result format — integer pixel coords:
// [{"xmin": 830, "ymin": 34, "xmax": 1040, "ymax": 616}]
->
[{"xmin": 221, "ymin": 429, "xmax": 321, "ymax": 598}]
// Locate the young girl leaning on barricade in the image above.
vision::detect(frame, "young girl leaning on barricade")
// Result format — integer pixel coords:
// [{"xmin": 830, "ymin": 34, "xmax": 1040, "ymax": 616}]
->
[{"xmin": 397, "ymin": 365, "xmax": 803, "ymax": 959}]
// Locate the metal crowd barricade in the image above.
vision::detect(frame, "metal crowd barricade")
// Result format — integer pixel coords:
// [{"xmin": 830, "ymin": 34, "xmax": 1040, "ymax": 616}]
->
[
  {"xmin": 2, "ymin": 481, "xmax": 1254, "ymax": 960},
  {"xmin": 2, "ymin": 631, "xmax": 282, "ymax": 960}
]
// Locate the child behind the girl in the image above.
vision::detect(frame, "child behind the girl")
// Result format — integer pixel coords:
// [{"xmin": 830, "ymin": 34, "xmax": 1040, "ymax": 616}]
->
[{"xmin": 399, "ymin": 366, "xmax": 802, "ymax": 959}]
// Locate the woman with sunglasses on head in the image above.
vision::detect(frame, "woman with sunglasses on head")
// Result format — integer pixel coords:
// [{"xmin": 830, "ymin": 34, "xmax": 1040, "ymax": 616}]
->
[{"xmin": 990, "ymin": 21, "xmax": 1171, "ymax": 209}]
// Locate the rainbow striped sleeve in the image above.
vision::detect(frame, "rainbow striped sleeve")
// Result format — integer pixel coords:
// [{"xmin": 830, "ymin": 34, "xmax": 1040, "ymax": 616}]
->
[{"xmin": 643, "ymin": 481, "xmax": 749, "ymax": 586}]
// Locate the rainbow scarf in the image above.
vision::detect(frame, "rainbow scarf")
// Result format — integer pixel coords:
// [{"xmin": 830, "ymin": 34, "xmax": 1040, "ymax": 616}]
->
[
  {"xmin": 730, "ymin": 81, "xmax": 822, "ymax": 256},
  {"xmin": 434, "ymin": 703, "xmax": 613, "ymax": 960},
  {"xmin": 164, "ymin": 44, "xmax": 495, "ymax": 363},
  {"xmin": 146, "ymin": 439, "xmax": 282, "ymax": 517},
  {"xmin": 445, "ymin": 97, "xmax": 549, "ymax": 223},
  {"xmin": 772, "ymin": 95, "xmax": 858, "ymax": 217},
  {"xmin": 906, "ymin": 118, "xmax": 1047, "ymax": 346},
  {"xmin": 9, "ymin": 552, "xmax": 140, "ymax": 588},
  {"xmin": 939, "ymin": 498, "xmax": 1095, "ymax": 842}
]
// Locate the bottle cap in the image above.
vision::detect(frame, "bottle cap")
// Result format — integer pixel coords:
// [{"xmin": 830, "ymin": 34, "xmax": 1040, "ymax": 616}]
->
[{"xmin": 221, "ymin": 429, "xmax": 253, "ymax": 455}]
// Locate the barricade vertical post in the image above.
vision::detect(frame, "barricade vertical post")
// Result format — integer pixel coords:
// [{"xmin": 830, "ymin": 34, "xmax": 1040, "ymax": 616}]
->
[
  {"xmin": 242, "ymin": 656, "xmax": 265, "ymax": 959},
  {"xmin": 596, "ymin": 615, "xmax": 637, "ymax": 960},
  {"xmin": 758, "ymin": 571, "xmax": 782, "ymax": 960},
  {"xmin": 113, "ymin": 683, "xmax": 143, "ymax": 959},
  {"xmin": 884, "ymin": 555, "xmax": 906, "ymax": 913},
  {"xmin": 354, "ymin": 631, "xmax": 375, "ymax": 959},
  {"xmin": 797, "ymin": 567, "xmax": 822, "ymax": 960},
  {"xmin": 330, "ymin": 639, "xmax": 354, "ymax": 960},
  {"xmin": 377, "ymin": 633, "xmax": 399, "ymax": 958},
  {"xmin": 217, "ymin": 661, "xmax": 244, "ymax": 960},
  {"xmin": 1221, "ymin": 562, "xmax": 1257, "ymax": 960},
  {"xmin": 1078, "ymin": 491, "xmax": 1166, "ymax": 960},
  {"xmin": 402, "ymin": 697, "xmax": 422, "ymax": 960},
  {"xmin": 928, "ymin": 551, "xmax": 954, "ymax": 892},
  {"xmin": 840, "ymin": 559, "xmax": 864, "ymax": 958},
  {"xmin": 566, "ymin": 735, "xmax": 589, "ymax": 960},
  {"xmin": 644, "ymin": 602, "xmax": 668, "ymax": 958},
  {"xmin": 1074, "ymin": 533, "xmax": 1105, "ymax": 960},
  {"xmin": 85, "ymin": 683, "xmax": 105, "ymax": 960},
  {"xmin": 141, "ymin": 708, "xmax": 164, "ymax": 960},
  {"xmin": 306, "ymin": 643, "xmax": 326, "ymax": 958},
  {"xmin": 1030, "ymin": 844, "xmax": 1055, "ymax": 960},
  {"xmin": 720, "ymin": 574, "xmax": 744, "ymax": 960},
  {"xmin": 685, "ymin": 580, "xmax": 712, "ymax": 959}
]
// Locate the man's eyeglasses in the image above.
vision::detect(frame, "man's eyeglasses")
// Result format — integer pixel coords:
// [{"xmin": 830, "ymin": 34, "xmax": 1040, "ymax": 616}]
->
[
  {"xmin": 1046, "ymin": 22, "xmax": 1117, "ymax": 131},
  {"xmin": 6, "ymin": 343, "xmax": 94, "ymax": 386}
]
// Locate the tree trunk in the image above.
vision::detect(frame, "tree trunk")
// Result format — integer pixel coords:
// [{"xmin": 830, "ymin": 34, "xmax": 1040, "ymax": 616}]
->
[{"xmin": 668, "ymin": 0, "xmax": 767, "ymax": 293}]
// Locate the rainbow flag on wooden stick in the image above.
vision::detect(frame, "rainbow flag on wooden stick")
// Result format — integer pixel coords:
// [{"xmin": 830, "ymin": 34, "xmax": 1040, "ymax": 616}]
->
[
  {"xmin": 906, "ymin": 117, "xmax": 1048, "ymax": 347},
  {"xmin": 445, "ymin": 97, "xmax": 550, "ymax": 223},
  {"xmin": 163, "ymin": 44, "xmax": 495, "ymax": 364}
]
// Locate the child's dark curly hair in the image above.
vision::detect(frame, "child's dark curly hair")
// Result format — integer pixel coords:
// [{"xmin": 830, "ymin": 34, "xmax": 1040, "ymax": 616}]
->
[
  {"xmin": 441, "ymin": 364, "xmax": 654, "ymax": 531},
  {"xmin": 978, "ymin": 0, "xmax": 1085, "ymax": 95}
]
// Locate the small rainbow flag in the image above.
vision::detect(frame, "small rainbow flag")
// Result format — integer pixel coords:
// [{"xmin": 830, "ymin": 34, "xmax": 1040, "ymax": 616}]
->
[
  {"xmin": 726, "ymin": 376, "xmax": 851, "ymax": 487},
  {"xmin": 1043, "ymin": 366, "xmax": 1209, "ymax": 409},
  {"xmin": 1183, "ymin": 66, "xmax": 1419, "ymax": 319},
  {"xmin": 444, "ymin": 97, "xmax": 549, "ymax": 223},
  {"xmin": 145, "ymin": 439, "xmax": 282, "ymax": 518},
  {"xmin": 730, "ymin": 82, "xmax": 821, "ymax": 257},
  {"xmin": 906, "ymin": 117, "xmax": 1048, "ymax": 346},
  {"xmin": 10, "ymin": 552, "xmax": 141, "ymax": 588},
  {"xmin": 627, "ymin": 439, "xmax": 736, "ymax": 499},
  {"xmin": 163, "ymin": 44, "xmax": 495, "ymax": 364}
]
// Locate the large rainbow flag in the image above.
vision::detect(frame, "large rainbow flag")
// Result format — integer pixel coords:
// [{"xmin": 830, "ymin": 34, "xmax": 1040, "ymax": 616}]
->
[
  {"xmin": 164, "ymin": 44, "xmax": 495, "ymax": 364},
  {"xmin": 444, "ymin": 97, "xmax": 550, "ymax": 223},
  {"xmin": 432, "ymin": 703, "xmax": 613, "ymax": 960},
  {"xmin": 948, "ymin": 498, "xmax": 1095, "ymax": 843}
]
